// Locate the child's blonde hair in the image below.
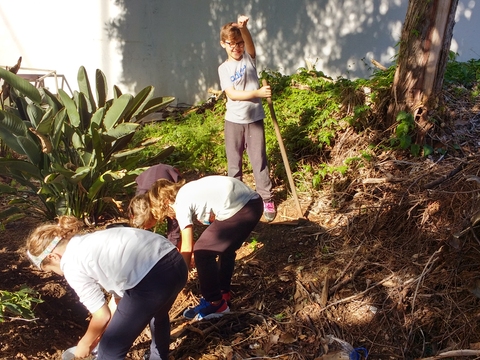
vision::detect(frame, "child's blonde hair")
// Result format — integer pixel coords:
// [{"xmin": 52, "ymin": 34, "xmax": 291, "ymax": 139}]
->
[
  {"xmin": 128, "ymin": 193, "xmax": 155, "ymax": 228},
  {"xmin": 220, "ymin": 22, "xmax": 241, "ymax": 42},
  {"xmin": 26, "ymin": 216, "xmax": 84, "ymax": 268},
  {"xmin": 148, "ymin": 178, "xmax": 185, "ymax": 223}
]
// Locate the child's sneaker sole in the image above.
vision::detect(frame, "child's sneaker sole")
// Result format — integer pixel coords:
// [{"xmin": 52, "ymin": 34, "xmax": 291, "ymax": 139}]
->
[{"xmin": 194, "ymin": 306, "xmax": 230, "ymax": 321}]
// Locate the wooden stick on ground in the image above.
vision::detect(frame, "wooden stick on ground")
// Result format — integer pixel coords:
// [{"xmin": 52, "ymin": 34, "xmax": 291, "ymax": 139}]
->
[
  {"xmin": 420, "ymin": 349, "xmax": 480, "ymax": 359},
  {"xmin": 423, "ymin": 162, "xmax": 466, "ymax": 189}
]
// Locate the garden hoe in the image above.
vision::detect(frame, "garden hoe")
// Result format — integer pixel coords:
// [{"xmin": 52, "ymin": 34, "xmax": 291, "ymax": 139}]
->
[{"xmin": 262, "ymin": 80, "xmax": 305, "ymax": 224}]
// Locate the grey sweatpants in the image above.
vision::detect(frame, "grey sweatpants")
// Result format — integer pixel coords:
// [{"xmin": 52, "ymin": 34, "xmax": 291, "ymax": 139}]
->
[{"xmin": 224, "ymin": 120, "xmax": 273, "ymax": 201}]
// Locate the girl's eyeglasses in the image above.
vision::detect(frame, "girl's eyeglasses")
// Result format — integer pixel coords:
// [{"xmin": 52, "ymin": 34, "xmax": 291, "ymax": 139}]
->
[{"xmin": 224, "ymin": 40, "xmax": 245, "ymax": 49}]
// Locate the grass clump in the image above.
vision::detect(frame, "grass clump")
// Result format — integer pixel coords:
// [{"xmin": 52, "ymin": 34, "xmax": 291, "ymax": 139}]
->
[
  {"xmin": 132, "ymin": 57, "xmax": 480, "ymax": 195},
  {"xmin": 133, "ymin": 108, "xmax": 227, "ymax": 176}
]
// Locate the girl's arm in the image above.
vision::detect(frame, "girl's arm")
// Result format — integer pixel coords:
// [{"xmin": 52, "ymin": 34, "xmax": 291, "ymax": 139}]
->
[
  {"xmin": 180, "ymin": 225, "xmax": 194, "ymax": 268},
  {"xmin": 75, "ymin": 302, "xmax": 111, "ymax": 358},
  {"xmin": 237, "ymin": 15, "xmax": 255, "ymax": 59},
  {"xmin": 225, "ymin": 85, "xmax": 271, "ymax": 101}
]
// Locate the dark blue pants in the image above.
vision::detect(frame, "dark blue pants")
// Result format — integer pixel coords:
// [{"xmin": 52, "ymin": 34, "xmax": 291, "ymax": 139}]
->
[
  {"xmin": 97, "ymin": 249, "xmax": 188, "ymax": 360},
  {"xmin": 193, "ymin": 196, "xmax": 263, "ymax": 302}
]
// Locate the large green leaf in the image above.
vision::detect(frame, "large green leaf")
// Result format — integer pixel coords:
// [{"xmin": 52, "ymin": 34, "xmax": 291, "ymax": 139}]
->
[
  {"xmin": 104, "ymin": 132, "xmax": 135, "ymax": 161},
  {"xmin": 103, "ymin": 94, "xmax": 132, "ymax": 130},
  {"xmin": 77, "ymin": 66, "xmax": 96, "ymax": 110},
  {"xmin": 26, "ymin": 103, "xmax": 44, "ymax": 128},
  {"xmin": 35, "ymin": 108, "xmax": 55, "ymax": 135},
  {"xmin": 17, "ymin": 135, "xmax": 42, "ymax": 166},
  {"xmin": 0, "ymin": 158, "xmax": 41, "ymax": 175},
  {"xmin": 0, "ymin": 67, "xmax": 41, "ymax": 103},
  {"xmin": 0, "ymin": 158, "xmax": 42, "ymax": 181},
  {"xmin": 111, "ymin": 146, "xmax": 145, "ymax": 158},
  {"xmin": 0, "ymin": 183, "xmax": 18, "ymax": 194},
  {"xmin": 81, "ymin": 150, "xmax": 96, "ymax": 168},
  {"xmin": 90, "ymin": 126, "xmax": 104, "ymax": 166},
  {"xmin": 77, "ymin": 92, "xmax": 92, "ymax": 132},
  {"xmin": 0, "ymin": 206, "xmax": 23, "ymax": 223},
  {"xmin": 90, "ymin": 108, "xmax": 105, "ymax": 133},
  {"xmin": 123, "ymin": 86, "xmax": 154, "ymax": 122},
  {"xmin": 95, "ymin": 69, "xmax": 107, "ymax": 108},
  {"xmin": 135, "ymin": 96, "xmax": 175, "ymax": 122},
  {"xmin": 145, "ymin": 145, "xmax": 175, "ymax": 163},
  {"xmin": 0, "ymin": 110, "xmax": 29, "ymax": 136},
  {"xmin": 44, "ymin": 172, "xmax": 63, "ymax": 185},
  {"xmin": 55, "ymin": 196, "xmax": 68, "ymax": 216},
  {"xmin": 71, "ymin": 166, "xmax": 91, "ymax": 182},
  {"xmin": 82, "ymin": 132, "xmax": 94, "ymax": 154},
  {"xmin": 87, "ymin": 173, "xmax": 106, "ymax": 200},
  {"xmin": 42, "ymin": 88, "xmax": 63, "ymax": 113},
  {"xmin": 51, "ymin": 163, "xmax": 76, "ymax": 178},
  {"xmin": 0, "ymin": 111, "xmax": 32, "ymax": 155},
  {"xmin": 52, "ymin": 108, "xmax": 67, "ymax": 151},
  {"xmin": 101, "ymin": 122, "xmax": 139, "ymax": 142},
  {"xmin": 88, "ymin": 169, "xmax": 126, "ymax": 200},
  {"xmin": 12, "ymin": 92, "xmax": 29, "ymax": 120},
  {"xmin": 58, "ymin": 89, "xmax": 80, "ymax": 127},
  {"xmin": 113, "ymin": 85, "xmax": 122, "ymax": 98},
  {"xmin": 72, "ymin": 131, "xmax": 85, "ymax": 152}
]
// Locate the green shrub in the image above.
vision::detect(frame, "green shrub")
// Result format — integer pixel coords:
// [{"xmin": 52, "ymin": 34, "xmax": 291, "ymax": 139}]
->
[
  {"xmin": 0, "ymin": 66, "xmax": 174, "ymax": 223},
  {"xmin": 0, "ymin": 286, "xmax": 43, "ymax": 322},
  {"xmin": 132, "ymin": 103, "xmax": 227, "ymax": 175},
  {"xmin": 131, "ymin": 58, "xmax": 479, "ymax": 195}
]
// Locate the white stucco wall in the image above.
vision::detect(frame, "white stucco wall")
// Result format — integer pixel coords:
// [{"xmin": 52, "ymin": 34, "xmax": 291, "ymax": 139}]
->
[{"xmin": 0, "ymin": 0, "xmax": 478, "ymax": 106}]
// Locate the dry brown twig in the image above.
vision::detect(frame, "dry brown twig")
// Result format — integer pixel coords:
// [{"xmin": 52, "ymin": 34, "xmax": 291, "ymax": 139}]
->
[
  {"xmin": 329, "ymin": 261, "xmax": 366, "ymax": 296},
  {"xmin": 410, "ymin": 246, "xmax": 444, "ymax": 317},
  {"xmin": 371, "ymin": 58, "xmax": 388, "ymax": 71},
  {"xmin": 419, "ymin": 349, "xmax": 480, "ymax": 359},
  {"xmin": 321, "ymin": 273, "xmax": 396, "ymax": 312},
  {"xmin": 333, "ymin": 242, "xmax": 365, "ymax": 285},
  {"xmin": 424, "ymin": 161, "xmax": 468, "ymax": 189}
]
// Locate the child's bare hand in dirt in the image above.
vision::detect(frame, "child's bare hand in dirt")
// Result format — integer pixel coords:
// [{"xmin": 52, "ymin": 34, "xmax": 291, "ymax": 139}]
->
[
  {"xmin": 236, "ymin": 15, "xmax": 249, "ymax": 28},
  {"xmin": 74, "ymin": 344, "xmax": 91, "ymax": 359},
  {"xmin": 74, "ymin": 338, "xmax": 96, "ymax": 359},
  {"xmin": 73, "ymin": 355, "xmax": 95, "ymax": 360}
]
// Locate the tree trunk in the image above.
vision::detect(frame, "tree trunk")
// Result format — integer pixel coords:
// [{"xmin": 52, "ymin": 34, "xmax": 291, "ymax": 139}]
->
[{"xmin": 388, "ymin": 0, "xmax": 459, "ymax": 143}]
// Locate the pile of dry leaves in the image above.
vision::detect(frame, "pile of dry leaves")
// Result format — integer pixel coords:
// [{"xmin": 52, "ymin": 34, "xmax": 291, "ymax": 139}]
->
[{"xmin": 1, "ymin": 93, "xmax": 480, "ymax": 359}]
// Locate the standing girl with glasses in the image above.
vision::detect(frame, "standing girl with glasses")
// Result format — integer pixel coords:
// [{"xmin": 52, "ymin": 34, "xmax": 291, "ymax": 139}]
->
[{"xmin": 218, "ymin": 15, "xmax": 277, "ymax": 223}]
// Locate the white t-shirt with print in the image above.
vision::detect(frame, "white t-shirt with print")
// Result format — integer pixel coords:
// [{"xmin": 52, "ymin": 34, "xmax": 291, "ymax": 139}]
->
[
  {"xmin": 218, "ymin": 52, "xmax": 265, "ymax": 124},
  {"xmin": 60, "ymin": 227, "xmax": 175, "ymax": 313},
  {"xmin": 173, "ymin": 176, "xmax": 260, "ymax": 230}
]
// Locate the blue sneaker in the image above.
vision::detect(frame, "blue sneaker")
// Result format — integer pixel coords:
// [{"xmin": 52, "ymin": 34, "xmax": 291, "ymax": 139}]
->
[{"xmin": 183, "ymin": 298, "xmax": 229, "ymax": 320}]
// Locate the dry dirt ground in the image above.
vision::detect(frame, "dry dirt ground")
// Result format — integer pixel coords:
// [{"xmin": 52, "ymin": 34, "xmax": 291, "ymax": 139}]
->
[{"xmin": 2, "ymin": 98, "xmax": 480, "ymax": 360}]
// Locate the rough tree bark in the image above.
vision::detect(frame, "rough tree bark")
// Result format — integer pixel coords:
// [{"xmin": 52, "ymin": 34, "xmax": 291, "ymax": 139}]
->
[{"xmin": 388, "ymin": 0, "xmax": 459, "ymax": 143}]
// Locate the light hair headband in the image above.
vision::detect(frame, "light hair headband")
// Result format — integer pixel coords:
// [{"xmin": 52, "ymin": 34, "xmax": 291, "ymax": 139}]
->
[{"xmin": 27, "ymin": 236, "xmax": 61, "ymax": 269}]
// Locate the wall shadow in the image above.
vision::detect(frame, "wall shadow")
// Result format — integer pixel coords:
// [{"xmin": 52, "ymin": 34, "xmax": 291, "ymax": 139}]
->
[{"xmin": 104, "ymin": 0, "xmax": 408, "ymax": 105}]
